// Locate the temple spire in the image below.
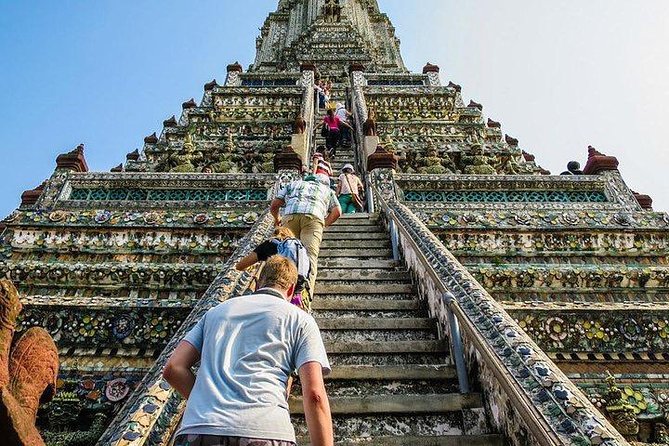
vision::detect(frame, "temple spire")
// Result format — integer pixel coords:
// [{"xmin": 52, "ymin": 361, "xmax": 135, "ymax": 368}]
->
[{"xmin": 251, "ymin": 0, "xmax": 407, "ymax": 75}]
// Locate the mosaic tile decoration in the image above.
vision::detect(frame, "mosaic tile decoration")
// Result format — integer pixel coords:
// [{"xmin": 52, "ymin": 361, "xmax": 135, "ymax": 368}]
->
[
  {"xmin": 404, "ymin": 190, "xmax": 608, "ymax": 203},
  {"xmin": 68, "ymin": 188, "xmax": 269, "ymax": 202}
]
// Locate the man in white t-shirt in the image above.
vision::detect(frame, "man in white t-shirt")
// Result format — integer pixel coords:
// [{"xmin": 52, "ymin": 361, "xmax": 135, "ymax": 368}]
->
[{"xmin": 163, "ymin": 256, "xmax": 333, "ymax": 446}]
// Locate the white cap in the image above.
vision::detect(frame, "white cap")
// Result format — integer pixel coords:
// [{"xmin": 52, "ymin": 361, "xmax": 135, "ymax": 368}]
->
[{"xmin": 342, "ymin": 164, "xmax": 354, "ymax": 172}]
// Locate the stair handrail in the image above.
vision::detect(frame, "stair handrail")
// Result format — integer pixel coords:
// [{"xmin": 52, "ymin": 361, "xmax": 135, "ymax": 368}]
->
[
  {"xmin": 347, "ymin": 75, "xmax": 374, "ymax": 212},
  {"xmin": 94, "ymin": 174, "xmax": 295, "ymax": 445},
  {"xmin": 300, "ymin": 70, "xmax": 317, "ymax": 168},
  {"xmin": 371, "ymin": 179, "xmax": 628, "ymax": 446}
]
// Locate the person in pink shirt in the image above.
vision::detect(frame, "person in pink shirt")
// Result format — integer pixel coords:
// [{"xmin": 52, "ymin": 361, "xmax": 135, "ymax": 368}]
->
[{"xmin": 316, "ymin": 109, "xmax": 353, "ymax": 158}]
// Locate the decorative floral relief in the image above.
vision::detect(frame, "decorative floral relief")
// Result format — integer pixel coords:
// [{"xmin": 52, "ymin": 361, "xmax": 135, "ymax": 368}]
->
[{"xmin": 5, "ymin": 209, "xmax": 262, "ymax": 229}]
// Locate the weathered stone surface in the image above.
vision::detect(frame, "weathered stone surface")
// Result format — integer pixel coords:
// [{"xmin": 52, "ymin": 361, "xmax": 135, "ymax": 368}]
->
[
  {"xmin": 311, "ymin": 298, "xmax": 420, "ymax": 311},
  {"xmin": 326, "ymin": 364, "xmax": 456, "ymax": 381},
  {"xmin": 316, "ymin": 283, "xmax": 413, "ymax": 294},
  {"xmin": 289, "ymin": 393, "xmax": 482, "ymax": 414},
  {"xmin": 316, "ymin": 317, "xmax": 434, "ymax": 330}
]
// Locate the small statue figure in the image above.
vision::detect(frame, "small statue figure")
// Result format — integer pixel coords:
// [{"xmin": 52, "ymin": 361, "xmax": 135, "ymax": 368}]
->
[
  {"xmin": 417, "ymin": 144, "xmax": 453, "ymax": 174},
  {"xmin": 363, "ymin": 110, "xmax": 378, "ymax": 136},
  {"xmin": 333, "ymin": 0, "xmax": 342, "ymax": 22},
  {"xmin": 462, "ymin": 146, "xmax": 497, "ymax": 175},
  {"xmin": 0, "ymin": 279, "xmax": 59, "ymax": 446},
  {"xmin": 495, "ymin": 154, "xmax": 523, "ymax": 175},
  {"xmin": 293, "ymin": 114, "xmax": 307, "ymax": 135},
  {"xmin": 603, "ymin": 373, "xmax": 640, "ymax": 441},
  {"xmin": 169, "ymin": 133, "xmax": 200, "ymax": 172},
  {"xmin": 324, "ymin": 0, "xmax": 341, "ymax": 23}
]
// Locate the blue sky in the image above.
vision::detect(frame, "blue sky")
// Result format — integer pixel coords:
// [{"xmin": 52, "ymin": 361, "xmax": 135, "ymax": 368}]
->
[{"xmin": 1, "ymin": 0, "xmax": 668, "ymax": 215}]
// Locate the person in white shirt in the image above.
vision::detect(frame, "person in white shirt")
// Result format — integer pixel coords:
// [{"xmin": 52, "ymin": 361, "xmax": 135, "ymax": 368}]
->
[{"xmin": 163, "ymin": 256, "xmax": 334, "ymax": 446}]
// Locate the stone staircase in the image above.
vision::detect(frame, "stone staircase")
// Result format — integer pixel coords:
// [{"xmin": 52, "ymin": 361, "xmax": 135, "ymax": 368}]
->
[
  {"xmin": 313, "ymin": 88, "xmax": 356, "ymax": 183},
  {"xmin": 290, "ymin": 214, "xmax": 504, "ymax": 445}
]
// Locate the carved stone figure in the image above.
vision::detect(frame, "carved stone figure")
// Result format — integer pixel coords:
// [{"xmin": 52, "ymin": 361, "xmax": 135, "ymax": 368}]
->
[
  {"xmin": 417, "ymin": 144, "xmax": 453, "ymax": 174},
  {"xmin": 363, "ymin": 110, "xmax": 378, "ymax": 136},
  {"xmin": 462, "ymin": 146, "xmax": 497, "ymax": 175},
  {"xmin": 293, "ymin": 114, "xmax": 307, "ymax": 134},
  {"xmin": 324, "ymin": 0, "xmax": 342, "ymax": 23},
  {"xmin": 0, "ymin": 279, "xmax": 59, "ymax": 446},
  {"xmin": 604, "ymin": 374, "xmax": 640, "ymax": 441}
]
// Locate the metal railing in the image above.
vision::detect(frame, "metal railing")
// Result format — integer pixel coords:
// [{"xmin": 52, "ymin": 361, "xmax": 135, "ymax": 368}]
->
[{"xmin": 372, "ymin": 180, "xmax": 628, "ymax": 446}]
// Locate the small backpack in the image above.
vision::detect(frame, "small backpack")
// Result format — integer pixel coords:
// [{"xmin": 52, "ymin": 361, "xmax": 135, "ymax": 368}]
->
[{"xmin": 271, "ymin": 238, "xmax": 311, "ymax": 291}]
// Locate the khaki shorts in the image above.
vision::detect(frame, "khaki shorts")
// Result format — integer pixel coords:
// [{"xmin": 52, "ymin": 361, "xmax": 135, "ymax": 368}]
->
[{"xmin": 174, "ymin": 436, "xmax": 295, "ymax": 446}]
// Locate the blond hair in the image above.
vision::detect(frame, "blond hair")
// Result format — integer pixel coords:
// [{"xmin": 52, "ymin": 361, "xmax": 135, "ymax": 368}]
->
[
  {"xmin": 257, "ymin": 256, "xmax": 298, "ymax": 291},
  {"xmin": 273, "ymin": 227, "xmax": 295, "ymax": 241}
]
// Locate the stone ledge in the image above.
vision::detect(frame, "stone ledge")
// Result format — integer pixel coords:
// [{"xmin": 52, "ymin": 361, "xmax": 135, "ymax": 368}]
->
[
  {"xmin": 316, "ymin": 283, "xmax": 413, "ymax": 294},
  {"xmin": 326, "ymin": 364, "xmax": 455, "ymax": 381},
  {"xmin": 311, "ymin": 299, "xmax": 420, "ymax": 311},
  {"xmin": 316, "ymin": 318, "xmax": 435, "ymax": 330},
  {"xmin": 289, "ymin": 393, "xmax": 482, "ymax": 414},
  {"xmin": 325, "ymin": 340, "xmax": 445, "ymax": 354}
]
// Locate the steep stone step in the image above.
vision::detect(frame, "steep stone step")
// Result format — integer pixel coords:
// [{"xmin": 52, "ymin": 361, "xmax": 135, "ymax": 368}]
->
[
  {"xmin": 313, "ymin": 309, "xmax": 424, "ymax": 319},
  {"xmin": 317, "ymin": 259, "xmax": 400, "ymax": 269},
  {"xmin": 312, "ymin": 299, "xmax": 420, "ymax": 311},
  {"xmin": 328, "ymin": 353, "xmax": 447, "ymax": 366},
  {"xmin": 317, "ymin": 318, "xmax": 434, "ymax": 330},
  {"xmin": 318, "ymin": 248, "xmax": 392, "ymax": 258},
  {"xmin": 297, "ymin": 435, "xmax": 505, "ymax": 446},
  {"xmin": 316, "ymin": 283, "xmax": 413, "ymax": 295},
  {"xmin": 321, "ymin": 239, "xmax": 390, "ymax": 249},
  {"xmin": 322, "ymin": 231, "xmax": 388, "ymax": 241},
  {"xmin": 321, "ymin": 329, "xmax": 436, "ymax": 343},
  {"xmin": 316, "ymin": 293, "xmax": 416, "ymax": 302},
  {"xmin": 310, "ymin": 379, "xmax": 459, "ymax": 398},
  {"xmin": 336, "ymin": 213, "xmax": 376, "ymax": 221},
  {"xmin": 333, "ymin": 150, "xmax": 355, "ymax": 156},
  {"xmin": 332, "ymin": 161, "xmax": 355, "ymax": 167},
  {"xmin": 324, "ymin": 225, "xmax": 383, "ymax": 233},
  {"xmin": 317, "ymin": 270, "xmax": 411, "ymax": 281},
  {"xmin": 293, "ymin": 413, "xmax": 473, "ymax": 440},
  {"xmin": 327, "ymin": 364, "xmax": 455, "ymax": 380},
  {"xmin": 325, "ymin": 340, "xmax": 445, "ymax": 354},
  {"xmin": 289, "ymin": 393, "xmax": 482, "ymax": 414},
  {"xmin": 318, "ymin": 317, "xmax": 438, "ymax": 343}
]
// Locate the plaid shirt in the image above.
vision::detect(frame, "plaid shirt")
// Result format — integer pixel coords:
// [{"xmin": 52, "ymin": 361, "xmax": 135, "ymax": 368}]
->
[{"xmin": 276, "ymin": 178, "xmax": 340, "ymax": 222}]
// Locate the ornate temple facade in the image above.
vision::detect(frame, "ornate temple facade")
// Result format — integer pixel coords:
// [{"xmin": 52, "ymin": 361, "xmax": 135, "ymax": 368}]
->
[{"xmin": 2, "ymin": 0, "xmax": 668, "ymax": 445}]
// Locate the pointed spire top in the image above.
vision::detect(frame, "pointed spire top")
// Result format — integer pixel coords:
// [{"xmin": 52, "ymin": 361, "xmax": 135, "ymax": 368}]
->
[{"xmin": 253, "ymin": 0, "xmax": 406, "ymax": 76}]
